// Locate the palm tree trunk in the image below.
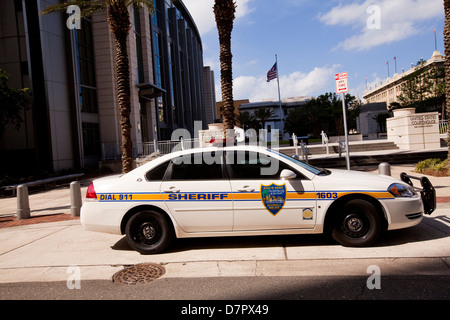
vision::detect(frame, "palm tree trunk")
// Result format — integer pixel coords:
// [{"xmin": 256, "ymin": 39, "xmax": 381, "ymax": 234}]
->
[
  {"xmin": 214, "ymin": 0, "xmax": 236, "ymax": 137},
  {"xmin": 444, "ymin": 0, "xmax": 450, "ymax": 163},
  {"xmin": 107, "ymin": 2, "xmax": 133, "ymax": 173}
]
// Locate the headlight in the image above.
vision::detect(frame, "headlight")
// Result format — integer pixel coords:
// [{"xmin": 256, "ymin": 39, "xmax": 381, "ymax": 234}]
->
[{"xmin": 388, "ymin": 183, "xmax": 416, "ymax": 197}]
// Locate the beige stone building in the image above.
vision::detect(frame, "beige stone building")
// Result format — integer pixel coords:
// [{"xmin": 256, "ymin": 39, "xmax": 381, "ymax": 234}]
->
[
  {"xmin": 363, "ymin": 51, "xmax": 445, "ymax": 108},
  {"xmin": 216, "ymin": 99, "xmax": 250, "ymax": 121}
]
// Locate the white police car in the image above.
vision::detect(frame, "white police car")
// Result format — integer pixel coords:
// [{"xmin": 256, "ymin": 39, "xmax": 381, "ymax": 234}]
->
[{"xmin": 80, "ymin": 145, "xmax": 435, "ymax": 254}]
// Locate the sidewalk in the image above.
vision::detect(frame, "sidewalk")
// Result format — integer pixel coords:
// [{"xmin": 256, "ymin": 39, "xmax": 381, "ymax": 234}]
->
[
  {"xmin": 0, "ymin": 185, "xmax": 88, "ymax": 228},
  {"xmin": 0, "ymin": 162, "xmax": 449, "ymax": 284},
  {"xmin": 0, "ymin": 203, "xmax": 449, "ymax": 283}
]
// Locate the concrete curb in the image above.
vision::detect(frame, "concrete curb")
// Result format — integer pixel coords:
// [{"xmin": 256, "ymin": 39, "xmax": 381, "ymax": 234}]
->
[{"xmin": 0, "ymin": 257, "xmax": 449, "ymax": 284}]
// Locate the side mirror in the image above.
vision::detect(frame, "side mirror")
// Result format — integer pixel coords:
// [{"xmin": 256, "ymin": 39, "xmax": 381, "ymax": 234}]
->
[{"xmin": 280, "ymin": 169, "xmax": 296, "ymax": 180}]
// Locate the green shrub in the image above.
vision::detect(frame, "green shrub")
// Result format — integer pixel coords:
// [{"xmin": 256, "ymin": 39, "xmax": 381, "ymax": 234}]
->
[
  {"xmin": 415, "ymin": 158, "xmax": 449, "ymax": 175},
  {"xmin": 415, "ymin": 159, "xmax": 440, "ymax": 173}
]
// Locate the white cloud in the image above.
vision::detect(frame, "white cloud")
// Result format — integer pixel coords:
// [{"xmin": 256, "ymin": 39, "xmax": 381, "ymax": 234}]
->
[
  {"xmin": 318, "ymin": 0, "xmax": 443, "ymax": 51},
  {"xmin": 336, "ymin": 22, "xmax": 417, "ymax": 51},
  {"xmin": 203, "ymin": 56, "xmax": 220, "ymax": 71},
  {"xmin": 230, "ymin": 65, "xmax": 340, "ymax": 102},
  {"xmin": 183, "ymin": 0, "xmax": 255, "ymax": 35}
]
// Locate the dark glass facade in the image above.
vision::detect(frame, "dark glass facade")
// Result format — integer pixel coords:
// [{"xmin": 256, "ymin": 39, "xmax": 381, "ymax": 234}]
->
[
  {"xmin": 0, "ymin": 0, "xmax": 211, "ymax": 175},
  {"xmin": 148, "ymin": 0, "xmax": 206, "ymax": 140}
]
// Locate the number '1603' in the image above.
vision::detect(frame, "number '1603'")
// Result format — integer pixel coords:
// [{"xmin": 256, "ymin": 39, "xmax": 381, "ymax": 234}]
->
[{"xmin": 316, "ymin": 192, "xmax": 337, "ymax": 199}]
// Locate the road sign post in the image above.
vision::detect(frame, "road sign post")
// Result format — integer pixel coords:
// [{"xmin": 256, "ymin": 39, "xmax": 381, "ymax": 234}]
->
[{"xmin": 335, "ymin": 72, "xmax": 351, "ymax": 170}]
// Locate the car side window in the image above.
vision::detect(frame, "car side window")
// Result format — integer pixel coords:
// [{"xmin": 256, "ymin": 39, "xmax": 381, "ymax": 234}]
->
[
  {"xmin": 145, "ymin": 160, "xmax": 170, "ymax": 181},
  {"xmin": 165, "ymin": 152, "xmax": 223, "ymax": 180},
  {"xmin": 226, "ymin": 151, "xmax": 305, "ymax": 180}
]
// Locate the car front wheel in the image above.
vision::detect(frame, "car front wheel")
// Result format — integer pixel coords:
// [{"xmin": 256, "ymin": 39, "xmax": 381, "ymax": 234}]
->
[
  {"xmin": 331, "ymin": 199, "xmax": 382, "ymax": 247},
  {"xmin": 125, "ymin": 210, "xmax": 173, "ymax": 254}
]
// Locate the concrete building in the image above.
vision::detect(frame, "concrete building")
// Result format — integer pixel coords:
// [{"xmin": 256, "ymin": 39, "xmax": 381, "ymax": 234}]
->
[
  {"xmin": 363, "ymin": 51, "xmax": 445, "ymax": 108},
  {"xmin": 203, "ymin": 66, "xmax": 217, "ymax": 126},
  {"xmin": 238, "ymin": 96, "xmax": 312, "ymax": 138},
  {"xmin": 356, "ymin": 102, "xmax": 389, "ymax": 140},
  {"xmin": 0, "ymin": 0, "xmax": 212, "ymax": 176},
  {"xmin": 216, "ymin": 99, "xmax": 250, "ymax": 122}
]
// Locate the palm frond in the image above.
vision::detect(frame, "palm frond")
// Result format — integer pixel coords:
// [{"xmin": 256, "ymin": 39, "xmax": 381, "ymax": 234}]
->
[
  {"xmin": 41, "ymin": 0, "xmax": 107, "ymax": 16},
  {"xmin": 128, "ymin": 0, "xmax": 155, "ymax": 13}
]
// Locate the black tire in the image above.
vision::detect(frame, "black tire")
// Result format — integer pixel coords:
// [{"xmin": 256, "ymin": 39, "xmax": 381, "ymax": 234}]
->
[
  {"xmin": 125, "ymin": 210, "xmax": 173, "ymax": 254},
  {"xmin": 331, "ymin": 199, "xmax": 382, "ymax": 247}
]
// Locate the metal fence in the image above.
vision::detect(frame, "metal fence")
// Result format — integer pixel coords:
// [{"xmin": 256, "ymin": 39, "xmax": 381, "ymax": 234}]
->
[
  {"xmin": 101, "ymin": 138, "xmax": 200, "ymax": 161},
  {"xmin": 440, "ymin": 120, "xmax": 448, "ymax": 134},
  {"xmin": 102, "ymin": 121, "xmax": 449, "ymax": 162}
]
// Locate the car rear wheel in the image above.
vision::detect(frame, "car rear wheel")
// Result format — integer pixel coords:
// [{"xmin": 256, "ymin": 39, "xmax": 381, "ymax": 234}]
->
[
  {"xmin": 125, "ymin": 211, "xmax": 173, "ymax": 254},
  {"xmin": 331, "ymin": 199, "xmax": 382, "ymax": 247}
]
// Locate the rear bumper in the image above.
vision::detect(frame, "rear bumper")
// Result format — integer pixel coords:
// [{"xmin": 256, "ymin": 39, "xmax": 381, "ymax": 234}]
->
[{"xmin": 80, "ymin": 202, "xmax": 122, "ymax": 235}]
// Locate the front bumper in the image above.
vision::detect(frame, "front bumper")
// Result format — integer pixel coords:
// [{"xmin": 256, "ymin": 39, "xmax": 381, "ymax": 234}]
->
[{"xmin": 400, "ymin": 172, "xmax": 436, "ymax": 215}]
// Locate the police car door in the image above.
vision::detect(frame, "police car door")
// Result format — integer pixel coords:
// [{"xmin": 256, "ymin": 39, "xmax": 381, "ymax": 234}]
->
[
  {"xmin": 227, "ymin": 150, "xmax": 316, "ymax": 231},
  {"xmin": 161, "ymin": 151, "xmax": 233, "ymax": 233}
]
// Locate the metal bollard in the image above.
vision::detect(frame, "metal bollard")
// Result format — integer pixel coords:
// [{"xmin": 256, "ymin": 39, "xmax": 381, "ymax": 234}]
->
[
  {"xmin": 379, "ymin": 162, "xmax": 391, "ymax": 176},
  {"xmin": 70, "ymin": 181, "xmax": 82, "ymax": 217},
  {"xmin": 17, "ymin": 185, "xmax": 30, "ymax": 220}
]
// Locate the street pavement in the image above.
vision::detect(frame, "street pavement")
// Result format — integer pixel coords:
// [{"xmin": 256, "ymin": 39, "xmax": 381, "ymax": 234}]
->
[{"xmin": 0, "ymin": 161, "xmax": 449, "ymax": 298}]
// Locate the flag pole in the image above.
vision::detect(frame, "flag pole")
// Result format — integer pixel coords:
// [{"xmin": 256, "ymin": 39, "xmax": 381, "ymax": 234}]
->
[
  {"xmin": 275, "ymin": 54, "xmax": 284, "ymax": 136},
  {"xmin": 434, "ymin": 28, "xmax": 437, "ymax": 51}
]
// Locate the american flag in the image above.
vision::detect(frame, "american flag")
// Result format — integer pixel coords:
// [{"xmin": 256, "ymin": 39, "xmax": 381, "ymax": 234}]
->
[{"xmin": 267, "ymin": 62, "xmax": 277, "ymax": 82}]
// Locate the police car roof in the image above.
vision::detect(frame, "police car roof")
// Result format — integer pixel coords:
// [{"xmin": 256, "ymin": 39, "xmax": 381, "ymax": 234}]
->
[{"xmin": 132, "ymin": 144, "xmax": 270, "ymax": 173}]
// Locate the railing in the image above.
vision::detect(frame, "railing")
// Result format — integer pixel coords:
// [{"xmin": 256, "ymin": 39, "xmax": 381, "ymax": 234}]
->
[
  {"xmin": 439, "ymin": 120, "xmax": 448, "ymax": 134},
  {"xmin": 101, "ymin": 138, "xmax": 200, "ymax": 161}
]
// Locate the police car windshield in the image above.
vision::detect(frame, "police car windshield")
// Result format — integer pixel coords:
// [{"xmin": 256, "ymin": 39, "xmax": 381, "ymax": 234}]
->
[{"xmin": 267, "ymin": 149, "xmax": 323, "ymax": 175}]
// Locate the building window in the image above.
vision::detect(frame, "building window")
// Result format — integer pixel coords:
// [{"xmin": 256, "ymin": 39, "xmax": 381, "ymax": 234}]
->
[
  {"xmin": 133, "ymin": 5, "xmax": 144, "ymax": 84},
  {"xmin": 153, "ymin": 31, "xmax": 162, "ymax": 87},
  {"xmin": 157, "ymin": 96, "xmax": 165, "ymax": 122},
  {"xmin": 75, "ymin": 18, "xmax": 98, "ymax": 114},
  {"xmin": 151, "ymin": 0, "xmax": 160, "ymax": 27},
  {"xmin": 79, "ymin": 86, "xmax": 98, "ymax": 113},
  {"xmin": 168, "ymin": 42, "xmax": 177, "ymax": 124},
  {"xmin": 165, "ymin": 1, "xmax": 173, "ymax": 38},
  {"xmin": 82, "ymin": 122, "xmax": 100, "ymax": 156}
]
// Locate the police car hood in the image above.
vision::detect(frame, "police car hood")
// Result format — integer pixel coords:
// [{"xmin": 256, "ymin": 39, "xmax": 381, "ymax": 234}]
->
[{"xmin": 314, "ymin": 168, "xmax": 401, "ymax": 190}]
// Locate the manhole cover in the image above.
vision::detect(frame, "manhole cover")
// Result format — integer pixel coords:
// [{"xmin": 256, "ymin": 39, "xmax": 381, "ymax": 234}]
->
[{"xmin": 113, "ymin": 263, "xmax": 166, "ymax": 285}]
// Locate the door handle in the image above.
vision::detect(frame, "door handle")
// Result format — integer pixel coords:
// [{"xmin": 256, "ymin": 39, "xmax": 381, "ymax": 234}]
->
[
  {"xmin": 237, "ymin": 185, "xmax": 255, "ymax": 192},
  {"xmin": 163, "ymin": 187, "xmax": 180, "ymax": 193}
]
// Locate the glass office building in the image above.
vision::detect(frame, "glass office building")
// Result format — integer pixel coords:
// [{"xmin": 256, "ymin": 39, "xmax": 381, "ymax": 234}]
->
[{"xmin": 0, "ymin": 0, "xmax": 214, "ymax": 175}]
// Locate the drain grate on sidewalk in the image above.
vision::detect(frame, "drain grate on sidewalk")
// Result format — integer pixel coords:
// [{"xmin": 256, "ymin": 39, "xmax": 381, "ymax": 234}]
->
[{"xmin": 112, "ymin": 263, "xmax": 166, "ymax": 285}]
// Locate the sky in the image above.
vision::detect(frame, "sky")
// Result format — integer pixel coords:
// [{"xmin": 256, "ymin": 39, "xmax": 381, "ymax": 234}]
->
[{"xmin": 182, "ymin": 0, "xmax": 445, "ymax": 103}]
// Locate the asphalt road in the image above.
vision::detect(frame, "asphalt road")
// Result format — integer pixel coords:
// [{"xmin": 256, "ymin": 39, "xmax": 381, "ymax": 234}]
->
[{"xmin": 1, "ymin": 275, "xmax": 449, "ymax": 300}]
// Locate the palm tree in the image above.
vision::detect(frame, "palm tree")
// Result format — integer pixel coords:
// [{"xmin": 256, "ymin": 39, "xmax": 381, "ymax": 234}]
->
[
  {"xmin": 254, "ymin": 107, "xmax": 275, "ymax": 131},
  {"xmin": 444, "ymin": 0, "xmax": 450, "ymax": 164},
  {"xmin": 213, "ymin": 0, "xmax": 236, "ymax": 140},
  {"xmin": 42, "ymin": 0, "xmax": 154, "ymax": 173},
  {"xmin": 235, "ymin": 111, "xmax": 251, "ymax": 130}
]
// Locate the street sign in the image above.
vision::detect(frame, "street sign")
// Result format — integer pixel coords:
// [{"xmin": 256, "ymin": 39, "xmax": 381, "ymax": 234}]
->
[
  {"xmin": 334, "ymin": 72, "xmax": 351, "ymax": 170},
  {"xmin": 335, "ymin": 72, "xmax": 349, "ymax": 93}
]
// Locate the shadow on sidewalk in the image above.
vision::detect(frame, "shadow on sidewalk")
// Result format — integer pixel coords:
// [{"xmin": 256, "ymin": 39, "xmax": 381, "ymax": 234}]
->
[{"xmin": 109, "ymin": 215, "xmax": 449, "ymax": 254}]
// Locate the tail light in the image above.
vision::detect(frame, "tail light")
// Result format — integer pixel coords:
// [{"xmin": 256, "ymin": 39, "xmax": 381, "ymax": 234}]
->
[{"xmin": 86, "ymin": 182, "xmax": 97, "ymax": 199}]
